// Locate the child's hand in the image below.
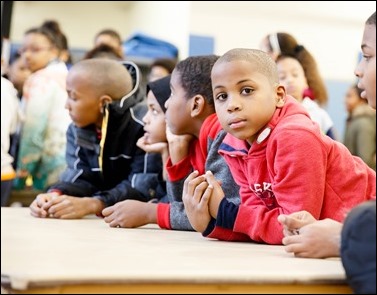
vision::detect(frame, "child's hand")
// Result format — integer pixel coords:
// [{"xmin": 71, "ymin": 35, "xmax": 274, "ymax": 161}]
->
[
  {"xmin": 280, "ymin": 218, "xmax": 342, "ymax": 258},
  {"xmin": 136, "ymin": 135, "xmax": 168, "ymax": 154},
  {"xmin": 166, "ymin": 126, "xmax": 194, "ymax": 164},
  {"xmin": 165, "ymin": 125, "xmax": 194, "ymax": 144},
  {"xmin": 29, "ymin": 192, "xmax": 57, "ymax": 218},
  {"xmin": 44, "ymin": 196, "xmax": 101, "ymax": 219},
  {"xmin": 277, "ymin": 211, "xmax": 317, "ymax": 237},
  {"xmin": 182, "ymin": 170, "xmax": 213, "ymax": 232},
  {"xmin": 102, "ymin": 199, "xmax": 157, "ymax": 228},
  {"xmin": 204, "ymin": 170, "xmax": 225, "ymax": 218}
]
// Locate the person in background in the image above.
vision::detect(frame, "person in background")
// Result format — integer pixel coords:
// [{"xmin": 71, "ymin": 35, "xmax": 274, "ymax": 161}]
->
[
  {"xmin": 83, "ymin": 44, "xmax": 123, "ymax": 61},
  {"xmin": 41, "ymin": 20, "xmax": 72, "ymax": 69},
  {"xmin": 6, "ymin": 52, "xmax": 31, "ymax": 99},
  {"xmin": 135, "ymin": 75, "xmax": 171, "ymax": 201},
  {"xmin": 276, "ymin": 54, "xmax": 337, "ymax": 139},
  {"xmin": 343, "ymin": 84, "xmax": 376, "ymax": 170},
  {"xmin": 260, "ymin": 32, "xmax": 299, "ymax": 62},
  {"xmin": 14, "ymin": 22, "xmax": 71, "ymax": 191},
  {"xmin": 102, "ymin": 55, "xmax": 240, "ymax": 230},
  {"xmin": 260, "ymin": 32, "xmax": 328, "ymax": 107},
  {"xmin": 94, "ymin": 28, "xmax": 124, "ymax": 59},
  {"xmin": 2, "ymin": 53, "xmax": 31, "ymax": 175},
  {"xmin": 29, "ymin": 59, "xmax": 162, "ymax": 219},
  {"xmin": 1, "ymin": 76, "xmax": 22, "ymax": 206},
  {"xmin": 148, "ymin": 57, "xmax": 177, "ymax": 82},
  {"xmin": 278, "ymin": 11, "xmax": 376, "ymax": 294},
  {"xmin": 182, "ymin": 48, "xmax": 375, "ymax": 244}
]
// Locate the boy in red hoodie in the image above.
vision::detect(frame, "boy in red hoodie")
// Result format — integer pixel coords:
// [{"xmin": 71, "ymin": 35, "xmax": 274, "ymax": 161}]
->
[{"xmin": 183, "ymin": 48, "xmax": 375, "ymax": 244}]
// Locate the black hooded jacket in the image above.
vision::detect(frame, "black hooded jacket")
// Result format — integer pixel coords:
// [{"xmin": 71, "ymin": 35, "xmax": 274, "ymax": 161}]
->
[{"xmin": 50, "ymin": 61, "xmax": 163, "ymax": 206}]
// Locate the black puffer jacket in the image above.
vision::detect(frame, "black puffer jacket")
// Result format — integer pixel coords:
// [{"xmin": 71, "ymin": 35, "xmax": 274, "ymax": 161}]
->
[{"xmin": 50, "ymin": 61, "xmax": 163, "ymax": 206}]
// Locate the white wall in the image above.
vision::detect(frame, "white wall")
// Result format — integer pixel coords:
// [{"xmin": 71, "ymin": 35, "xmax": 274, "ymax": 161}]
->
[
  {"xmin": 125, "ymin": 1, "xmax": 190, "ymax": 58},
  {"xmin": 10, "ymin": 1, "xmax": 374, "ymax": 81},
  {"xmin": 190, "ymin": 1, "xmax": 374, "ymax": 82},
  {"xmin": 11, "ymin": 1, "xmax": 134, "ymax": 49},
  {"xmin": 10, "ymin": 1, "xmax": 190, "ymax": 58},
  {"xmin": 188, "ymin": 1, "xmax": 375, "ymax": 139}
]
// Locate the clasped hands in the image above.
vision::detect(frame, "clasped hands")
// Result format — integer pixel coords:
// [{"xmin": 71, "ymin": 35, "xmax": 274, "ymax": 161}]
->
[
  {"xmin": 182, "ymin": 170, "xmax": 224, "ymax": 233},
  {"xmin": 29, "ymin": 192, "xmax": 99, "ymax": 219}
]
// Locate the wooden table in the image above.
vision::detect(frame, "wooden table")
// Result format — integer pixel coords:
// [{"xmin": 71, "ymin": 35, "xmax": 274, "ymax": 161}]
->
[{"xmin": 1, "ymin": 208, "xmax": 351, "ymax": 294}]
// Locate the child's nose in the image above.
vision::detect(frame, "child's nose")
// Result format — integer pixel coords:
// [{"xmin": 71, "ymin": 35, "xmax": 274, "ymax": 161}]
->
[
  {"xmin": 227, "ymin": 95, "xmax": 242, "ymax": 112},
  {"xmin": 64, "ymin": 99, "xmax": 70, "ymax": 110},
  {"xmin": 142, "ymin": 113, "xmax": 149, "ymax": 124}
]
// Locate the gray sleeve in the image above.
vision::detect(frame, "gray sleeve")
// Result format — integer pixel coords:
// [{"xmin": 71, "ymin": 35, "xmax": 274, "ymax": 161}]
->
[
  {"xmin": 167, "ymin": 129, "xmax": 240, "ymax": 231},
  {"xmin": 206, "ymin": 130, "xmax": 240, "ymax": 206},
  {"xmin": 167, "ymin": 178, "xmax": 194, "ymax": 231}
]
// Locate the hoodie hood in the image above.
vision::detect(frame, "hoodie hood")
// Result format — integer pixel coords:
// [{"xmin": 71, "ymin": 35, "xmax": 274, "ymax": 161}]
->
[
  {"xmin": 267, "ymin": 95, "xmax": 311, "ymax": 131},
  {"xmin": 112, "ymin": 60, "xmax": 145, "ymax": 112},
  {"xmin": 98, "ymin": 61, "xmax": 147, "ymax": 170},
  {"xmin": 220, "ymin": 95, "xmax": 312, "ymax": 156}
]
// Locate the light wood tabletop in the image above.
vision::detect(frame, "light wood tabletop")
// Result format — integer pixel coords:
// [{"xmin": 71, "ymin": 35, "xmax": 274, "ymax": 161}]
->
[{"xmin": 1, "ymin": 207, "xmax": 351, "ymax": 294}]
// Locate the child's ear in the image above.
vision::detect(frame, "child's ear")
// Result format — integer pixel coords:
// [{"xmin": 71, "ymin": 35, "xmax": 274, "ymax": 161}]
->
[
  {"xmin": 99, "ymin": 95, "xmax": 112, "ymax": 113},
  {"xmin": 276, "ymin": 85, "xmax": 286, "ymax": 108},
  {"xmin": 190, "ymin": 95, "xmax": 205, "ymax": 117}
]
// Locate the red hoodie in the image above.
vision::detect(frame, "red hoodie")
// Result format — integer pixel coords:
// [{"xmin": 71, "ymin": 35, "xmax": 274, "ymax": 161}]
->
[{"xmin": 204, "ymin": 96, "xmax": 376, "ymax": 244}]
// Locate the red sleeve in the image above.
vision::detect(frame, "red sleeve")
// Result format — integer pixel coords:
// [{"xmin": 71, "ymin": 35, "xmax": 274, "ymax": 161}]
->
[
  {"xmin": 166, "ymin": 156, "xmax": 193, "ymax": 182},
  {"xmin": 166, "ymin": 137, "xmax": 206, "ymax": 181},
  {"xmin": 207, "ymin": 227, "xmax": 251, "ymax": 242},
  {"xmin": 199, "ymin": 114, "xmax": 222, "ymax": 156},
  {"xmin": 157, "ymin": 203, "xmax": 171, "ymax": 229}
]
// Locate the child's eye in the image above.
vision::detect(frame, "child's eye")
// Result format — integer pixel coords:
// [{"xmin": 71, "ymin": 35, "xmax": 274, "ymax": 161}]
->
[
  {"xmin": 149, "ymin": 106, "xmax": 159, "ymax": 115},
  {"xmin": 152, "ymin": 109, "xmax": 159, "ymax": 115},
  {"xmin": 215, "ymin": 93, "xmax": 227, "ymax": 101},
  {"xmin": 241, "ymin": 88, "xmax": 253, "ymax": 95}
]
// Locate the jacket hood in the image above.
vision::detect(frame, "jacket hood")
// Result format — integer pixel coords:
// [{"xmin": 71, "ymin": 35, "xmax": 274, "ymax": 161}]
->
[{"xmin": 112, "ymin": 60, "xmax": 145, "ymax": 112}]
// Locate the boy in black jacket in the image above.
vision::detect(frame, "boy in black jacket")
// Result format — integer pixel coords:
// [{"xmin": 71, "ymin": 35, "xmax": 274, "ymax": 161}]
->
[{"xmin": 29, "ymin": 59, "xmax": 162, "ymax": 219}]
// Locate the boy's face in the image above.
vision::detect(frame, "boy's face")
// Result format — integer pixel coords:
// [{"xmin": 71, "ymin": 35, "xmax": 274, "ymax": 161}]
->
[
  {"xmin": 142, "ymin": 90, "xmax": 167, "ymax": 144},
  {"xmin": 355, "ymin": 23, "xmax": 376, "ymax": 109},
  {"xmin": 65, "ymin": 70, "xmax": 103, "ymax": 128},
  {"xmin": 164, "ymin": 70, "xmax": 193, "ymax": 135},
  {"xmin": 212, "ymin": 60, "xmax": 283, "ymax": 144},
  {"xmin": 277, "ymin": 56, "xmax": 308, "ymax": 101}
]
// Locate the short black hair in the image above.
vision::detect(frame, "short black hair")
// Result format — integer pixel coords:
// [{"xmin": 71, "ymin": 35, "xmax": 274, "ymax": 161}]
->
[
  {"xmin": 366, "ymin": 11, "xmax": 376, "ymax": 26},
  {"xmin": 174, "ymin": 55, "xmax": 219, "ymax": 107}
]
